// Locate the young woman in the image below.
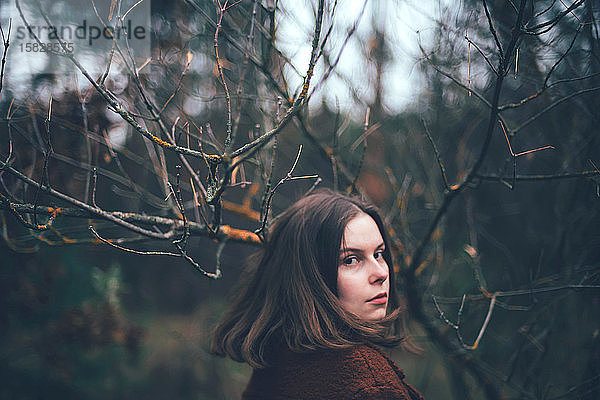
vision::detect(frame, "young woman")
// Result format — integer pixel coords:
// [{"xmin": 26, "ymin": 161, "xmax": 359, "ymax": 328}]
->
[{"xmin": 211, "ymin": 189, "xmax": 423, "ymax": 400}]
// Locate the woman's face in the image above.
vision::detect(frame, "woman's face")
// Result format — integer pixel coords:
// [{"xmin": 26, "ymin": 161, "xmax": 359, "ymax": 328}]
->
[{"xmin": 337, "ymin": 212, "xmax": 389, "ymax": 321}]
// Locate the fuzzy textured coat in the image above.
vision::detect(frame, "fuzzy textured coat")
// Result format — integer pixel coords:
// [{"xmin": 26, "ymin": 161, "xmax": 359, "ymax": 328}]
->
[{"xmin": 241, "ymin": 343, "xmax": 424, "ymax": 400}]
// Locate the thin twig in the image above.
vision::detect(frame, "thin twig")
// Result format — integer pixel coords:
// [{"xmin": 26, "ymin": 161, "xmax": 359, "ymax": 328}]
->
[
  {"xmin": 258, "ymin": 128, "xmax": 278, "ymax": 235},
  {"xmin": 91, "ymin": 167, "xmax": 98, "ymax": 207},
  {"xmin": 89, "ymin": 226, "xmax": 181, "ymax": 256},
  {"xmin": 0, "ymin": 18, "xmax": 11, "ymax": 97},
  {"xmin": 232, "ymin": 0, "xmax": 259, "ymax": 142},
  {"xmin": 0, "ymin": 192, "xmax": 57, "ymax": 231},
  {"xmin": 433, "ymin": 293, "xmax": 497, "ymax": 350},
  {"xmin": 464, "ymin": 34, "xmax": 499, "ymax": 75},
  {"xmin": 512, "ymin": 86, "xmax": 600, "ymax": 135},
  {"xmin": 89, "ymin": 225, "xmax": 222, "ymax": 279},
  {"xmin": 466, "ymin": 11, "xmax": 473, "ymax": 95},
  {"xmin": 525, "ymin": 0, "xmax": 585, "ymax": 34},
  {"xmin": 433, "ymin": 284, "xmax": 600, "ymax": 308},
  {"xmin": 309, "ymin": 0, "xmax": 368, "ymax": 99},
  {"xmin": 32, "ymin": 96, "xmax": 53, "ymax": 227},
  {"xmin": 482, "ymin": 0, "xmax": 504, "ymax": 59},
  {"xmin": 422, "ymin": 118, "xmax": 451, "ymax": 191},
  {"xmin": 171, "ymin": 165, "xmax": 190, "ymax": 246},
  {"xmin": 467, "ymin": 293, "xmax": 497, "ymax": 350},
  {"xmin": 499, "ymin": 72, "xmax": 599, "ymax": 110},
  {"xmin": 254, "ymin": 145, "xmax": 318, "ymax": 239},
  {"xmin": 350, "ymin": 107, "xmax": 370, "ymax": 192},
  {"xmin": 214, "ymin": 1, "xmax": 233, "ymax": 150},
  {"xmin": 419, "ymin": 42, "xmax": 493, "ymax": 110},
  {"xmin": 214, "ymin": 239, "xmax": 228, "ymax": 279},
  {"xmin": 159, "ymin": 52, "xmax": 193, "ymax": 115},
  {"xmin": 475, "ymin": 170, "xmax": 599, "ymax": 182},
  {"xmin": 498, "ymin": 119, "xmax": 554, "ymax": 160}
]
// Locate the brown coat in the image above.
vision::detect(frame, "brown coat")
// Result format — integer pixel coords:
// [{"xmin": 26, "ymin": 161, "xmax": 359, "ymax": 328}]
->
[{"xmin": 242, "ymin": 343, "xmax": 424, "ymax": 400}]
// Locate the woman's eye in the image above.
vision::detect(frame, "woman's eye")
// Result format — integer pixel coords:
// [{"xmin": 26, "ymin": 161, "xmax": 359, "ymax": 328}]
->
[
  {"xmin": 343, "ymin": 256, "xmax": 359, "ymax": 265},
  {"xmin": 374, "ymin": 250, "xmax": 384, "ymax": 259}
]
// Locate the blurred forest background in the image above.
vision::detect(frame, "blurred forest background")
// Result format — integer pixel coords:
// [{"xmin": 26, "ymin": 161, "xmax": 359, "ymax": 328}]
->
[{"xmin": 1, "ymin": 0, "xmax": 599, "ymax": 399}]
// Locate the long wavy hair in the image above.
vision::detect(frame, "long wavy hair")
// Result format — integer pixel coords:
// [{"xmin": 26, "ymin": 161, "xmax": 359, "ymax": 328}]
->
[{"xmin": 211, "ymin": 189, "xmax": 403, "ymax": 368}]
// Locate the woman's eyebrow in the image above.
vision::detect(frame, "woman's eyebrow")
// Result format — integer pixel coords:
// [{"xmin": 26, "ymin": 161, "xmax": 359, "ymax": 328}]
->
[
  {"xmin": 340, "ymin": 243, "xmax": 385, "ymax": 253},
  {"xmin": 340, "ymin": 248, "xmax": 362, "ymax": 254}
]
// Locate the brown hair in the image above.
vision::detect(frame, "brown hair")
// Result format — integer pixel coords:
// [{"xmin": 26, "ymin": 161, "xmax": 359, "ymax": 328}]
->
[{"xmin": 210, "ymin": 189, "xmax": 403, "ymax": 368}]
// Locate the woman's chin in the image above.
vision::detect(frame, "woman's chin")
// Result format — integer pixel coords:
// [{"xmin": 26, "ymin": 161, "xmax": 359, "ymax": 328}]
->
[{"xmin": 363, "ymin": 308, "xmax": 387, "ymax": 322}]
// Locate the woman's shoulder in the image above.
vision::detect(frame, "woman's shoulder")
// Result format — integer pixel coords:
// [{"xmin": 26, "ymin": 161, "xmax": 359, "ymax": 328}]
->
[
  {"xmin": 339, "ymin": 343, "xmax": 408, "ymax": 388},
  {"xmin": 275, "ymin": 342, "xmax": 401, "ymax": 378},
  {"xmin": 344, "ymin": 342, "xmax": 405, "ymax": 374},
  {"xmin": 242, "ymin": 343, "xmax": 423, "ymax": 400}
]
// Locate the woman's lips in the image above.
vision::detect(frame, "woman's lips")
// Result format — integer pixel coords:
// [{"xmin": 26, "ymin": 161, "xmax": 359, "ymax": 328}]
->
[{"xmin": 367, "ymin": 293, "xmax": 388, "ymax": 305}]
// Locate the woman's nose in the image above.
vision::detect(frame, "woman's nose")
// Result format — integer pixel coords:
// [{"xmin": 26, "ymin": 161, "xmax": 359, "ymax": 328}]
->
[{"xmin": 369, "ymin": 258, "xmax": 388, "ymax": 284}]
